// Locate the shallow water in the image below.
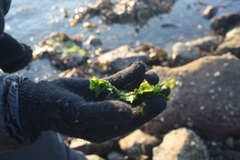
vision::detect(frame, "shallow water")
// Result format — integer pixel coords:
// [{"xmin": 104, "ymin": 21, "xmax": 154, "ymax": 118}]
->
[{"xmin": 4, "ymin": 0, "xmax": 240, "ymax": 51}]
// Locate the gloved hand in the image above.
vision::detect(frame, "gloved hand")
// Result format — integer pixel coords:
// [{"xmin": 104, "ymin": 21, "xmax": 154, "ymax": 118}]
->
[
  {"xmin": 0, "ymin": 32, "xmax": 32, "ymax": 73},
  {"xmin": 18, "ymin": 62, "xmax": 168, "ymax": 143}
]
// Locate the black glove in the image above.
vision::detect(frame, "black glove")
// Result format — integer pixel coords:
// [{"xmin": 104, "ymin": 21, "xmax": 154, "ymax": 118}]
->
[
  {"xmin": 0, "ymin": 32, "xmax": 32, "ymax": 73},
  {"xmin": 18, "ymin": 62, "xmax": 168, "ymax": 143}
]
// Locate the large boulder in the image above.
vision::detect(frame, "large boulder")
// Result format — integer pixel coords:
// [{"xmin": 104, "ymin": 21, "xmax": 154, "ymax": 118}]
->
[{"xmin": 145, "ymin": 54, "xmax": 240, "ymax": 140}]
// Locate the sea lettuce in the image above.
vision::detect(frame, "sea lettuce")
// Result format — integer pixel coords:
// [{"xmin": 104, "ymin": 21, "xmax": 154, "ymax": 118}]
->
[{"xmin": 89, "ymin": 76, "xmax": 175, "ymax": 104}]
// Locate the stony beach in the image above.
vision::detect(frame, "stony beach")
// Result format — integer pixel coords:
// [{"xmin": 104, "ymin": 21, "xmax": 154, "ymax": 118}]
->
[{"xmin": 10, "ymin": 0, "xmax": 240, "ymax": 159}]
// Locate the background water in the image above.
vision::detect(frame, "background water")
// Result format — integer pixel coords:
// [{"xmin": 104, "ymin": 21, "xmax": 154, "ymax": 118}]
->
[{"xmin": 4, "ymin": 0, "xmax": 240, "ymax": 51}]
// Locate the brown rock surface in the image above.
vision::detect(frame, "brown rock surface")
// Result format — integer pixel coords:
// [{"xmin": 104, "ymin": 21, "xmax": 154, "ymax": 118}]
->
[{"xmin": 145, "ymin": 54, "xmax": 240, "ymax": 140}]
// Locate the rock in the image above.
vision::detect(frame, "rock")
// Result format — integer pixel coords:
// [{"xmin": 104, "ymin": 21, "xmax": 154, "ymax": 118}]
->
[
  {"xmin": 134, "ymin": 43, "xmax": 168, "ymax": 66},
  {"xmin": 107, "ymin": 151, "xmax": 125, "ymax": 160},
  {"xmin": 234, "ymin": 138, "xmax": 240, "ymax": 150},
  {"xmin": 224, "ymin": 137, "xmax": 234, "ymax": 149},
  {"xmin": 83, "ymin": 22, "xmax": 98, "ymax": 31},
  {"xmin": 152, "ymin": 128, "xmax": 209, "ymax": 160},
  {"xmin": 71, "ymin": 139, "xmax": 118, "ymax": 157},
  {"xmin": 202, "ymin": 5, "xmax": 218, "ymax": 19},
  {"xmin": 186, "ymin": 36, "xmax": 223, "ymax": 53},
  {"xmin": 119, "ymin": 129, "xmax": 160, "ymax": 160},
  {"xmin": 58, "ymin": 68, "xmax": 85, "ymax": 78},
  {"xmin": 206, "ymin": 140, "xmax": 224, "ymax": 159},
  {"xmin": 86, "ymin": 35, "xmax": 102, "ymax": 47},
  {"xmin": 144, "ymin": 54, "xmax": 240, "ymax": 140},
  {"xmin": 210, "ymin": 12, "xmax": 240, "ymax": 35},
  {"xmin": 85, "ymin": 154, "xmax": 104, "ymax": 160},
  {"xmin": 34, "ymin": 32, "xmax": 88, "ymax": 70},
  {"xmin": 226, "ymin": 27, "xmax": 240, "ymax": 41},
  {"xmin": 223, "ymin": 149, "xmax": 240, "ymax": 160},
  {"xmin": 215, "ymin": 27, "xmax": 240, "ymax": 58},
  {"xmin": 95, "ymin": 45, "xmax": 149, "ymax": 72},
  {"xmin": 70, "ymin": 0, "xmax": 176, "ymax": 26},
  {"xmin": 171, "ymin": 42, "xmax": 201, "ymax": 65},
  {"xmin": 215, "ymin": 40, "xmax": 240, "ymax": 58}
]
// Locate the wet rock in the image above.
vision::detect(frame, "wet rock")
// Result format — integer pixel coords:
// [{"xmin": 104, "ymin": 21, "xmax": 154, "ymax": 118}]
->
[
  {"xmin": 205, "ymin": 140, "xmax": 224, "ymax": 159},
  {"xmin": 58, "ymin": 68, "xmax": 85, "ymax": 78},
  {"xmin": 94, "ymin": 45, "xmax": 149, "ymax": 73},
  {"xmin": 226, "ymin": 27, "xmax": 240, "ymax": 41},
  {"xmin": 145, "ymin": 54, "xmax": 240, "ymax": 140},
  {"xmin": 60, "ymin": 7, "xmax": 70, "ymax": 18},
  {"xmin": 134, "ymin": 43, "xmax": 168, "ymax": 66},
  {"xmin": 224, "ymin": 137, "xmax": 234, "ymax": 149},
  {"xmin": 70, "ymin": 139, "xmax": 118, "ymax": 157},
  {"xmin": 234, "ymin": 138, "xmax": 240, "ymax": 150},
  {"xmin": 171, "ymin": 42, "xmax": 201, "ymax": 66},
  {"xmin": 86, "ymin": 35, "xmax": 102, "ymax": 47},
  {"xmin": 85, "ymin": 154, "xmax": 104, "ymax": 160},
  {"xmin": 210, "ymin": 12, "xmax": 240, "ymax": 35},
  {"xmin": 186, "ymin": 36, "xmax": 223, "ymax": 53},
  {"xmin": 202, "ymin": 5, "xmax": 218, "ymax": 19},
  {"xmin": 119, "ymin": 129, "xmax": 160, "ymax": 160},
  {"xmin": 70, "ymin": 0, "xmax": 176, "ymax": 26},
  {"xmin": 152, "ymin": 128, "xmax": 209, "ymax": 160},
  {"xmin": 215, "ymin": 27, "xmax": 240, "ymax": 58},
  {"xmin": 107, "ymin": 151, "xmax": 125, "ymax": 160},
  {"xmin": 223, "ymin": 149, "xmax": 240, "ymax": 160},
  {"xmin": 34, "ymin": 32, "xmax": 88, "ymax": 70},
  {"xmin": 83, "ymin": 22, "xmax": 98, "ymax": 31}
]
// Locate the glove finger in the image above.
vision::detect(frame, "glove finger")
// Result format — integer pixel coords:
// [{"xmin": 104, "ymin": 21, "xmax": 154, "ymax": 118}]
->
[
  {"xmin": 105, "ymin": 61, "xmax": 146, "ymax": 91},
  {"xmin": 144, "ymin": 70, "xmax": 159, "ymax": 85},
  {"xmin": 162, "ymin": 88, "xmax": 171, "ymax": 96},
  {"xmin": 144, "ymin": 71, "xmax": 170, "ymax": 96},
  {"xmin": 78, "ymin": 97, "xmax": 167, "ymax": 143}
]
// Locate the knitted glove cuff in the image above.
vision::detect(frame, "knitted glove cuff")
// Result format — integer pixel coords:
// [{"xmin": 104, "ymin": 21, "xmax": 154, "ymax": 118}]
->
[
  {"xmin": 18, "ymin": 78, "xmax": 52, "ymax": 134},
  {"xmin": 0, "ymin": 75, "xmax": 40, "ymax": 149}
]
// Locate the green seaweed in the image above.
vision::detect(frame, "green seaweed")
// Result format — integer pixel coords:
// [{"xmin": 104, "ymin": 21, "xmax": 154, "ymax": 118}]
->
[
  {"xmin": 63, "ymin": 42, "xmax": 88, "ymax": 57},
  {"xmin": 89, "ymin": 76, "xmax": 175, "ymax": 104}
]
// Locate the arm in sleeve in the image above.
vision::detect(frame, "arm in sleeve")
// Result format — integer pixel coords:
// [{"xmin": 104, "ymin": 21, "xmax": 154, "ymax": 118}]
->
[
  {"xmin": 0, "ymin": 74, "xmax": 40, "ymax": 153},
  {"xmin": 0, "ymin": 0, "xmax": 11, "ymax": 34},
  {"xmin": 0, "ymin": 0, "xmax": 33, "ymax": 73}
]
